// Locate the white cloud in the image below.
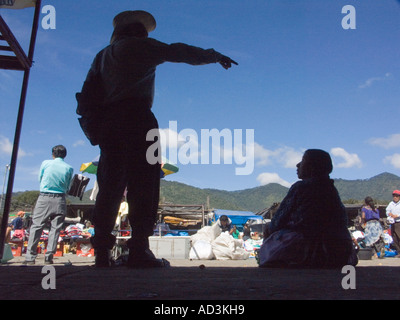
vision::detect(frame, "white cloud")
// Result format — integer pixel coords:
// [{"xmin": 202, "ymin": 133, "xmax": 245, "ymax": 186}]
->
[
  {"xmin": 384, "ymin": 154, "xmax": 400, "ymax": 169},
  {"xmin": 159, "ymin": 128, "xmax": 189, "ymax": 150},
  {"xmin": 72, "ymin": 140, "xmax": 86, "ymax": 147},
  {"xmin": 280, "ymin": 148, "xmax": 303, "ymax": 168},
  {"xmin": 158, "ymin": 127, "xmax": 200, "ymax": 162},
  {"xmin": 0, "ymin": 135, "xmax": 28, "ymax": 158},
  {"xmin": 253, "ymin": 144, "xmax": 267, "ymax": 165},
  {"xmin": 330, "ymin": 147, "xmax": 362, "ymax": 168},
  {"xmin": 0, "ymin": 136, "xmax": 13, "ymax": 156},
  {"xmin": 253, "ymin": 143, "xmax": 277, "ymax": 166},
  {"xmin": 158, "ymin": 125, "xmax": 254, "ymax": 161},
  {"xmin": 257, "ymin": 172, "xmax": 292, "ymax": 188},
  {"xmin": 254, "ymin": 143, "xmax": 303, "ymax": 168},
  {"xmin": 368, "ymin": 133, "xmax": 400, "ymax": 149},
  {"xmin": 157, "ymin": 125, "xmax": 304, "ymax": 177},
  {"xmin": 359, "ymin": 72, "xmax": 392, "ymax": 89}
]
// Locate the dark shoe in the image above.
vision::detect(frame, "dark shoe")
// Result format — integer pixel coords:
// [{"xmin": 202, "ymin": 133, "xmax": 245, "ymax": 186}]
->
[
  {"xmin": 94, "ymin": 249, "xmax": 114, "ymax": 268},
  {"xmin": 127, "ymin": 248, "xmax": 170, "ymax": 269},
  {"xmin": 45, "ymin": 256, "xmax": 53, "ymax": 264},
  {"xmin": 22, "ymin": 260, "xmax": 35, "ymax": 266}
]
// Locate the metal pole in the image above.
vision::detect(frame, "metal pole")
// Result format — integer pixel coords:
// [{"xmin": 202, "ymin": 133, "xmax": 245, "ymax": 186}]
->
[{"xmin": 0, "ymin": 0, "xmax": 41, "ymax": 259}]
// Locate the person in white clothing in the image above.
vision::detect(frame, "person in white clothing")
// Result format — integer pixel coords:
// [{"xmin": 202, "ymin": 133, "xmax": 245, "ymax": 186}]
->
[{"xmin": 386, "ymin": 190, "xmax": 400, "ymax": 253}]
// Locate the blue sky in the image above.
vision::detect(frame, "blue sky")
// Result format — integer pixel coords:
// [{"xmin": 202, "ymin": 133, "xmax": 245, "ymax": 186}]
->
[{"xmin": 1, "ymin": 0, "xmax": 400, "ymax": 194}]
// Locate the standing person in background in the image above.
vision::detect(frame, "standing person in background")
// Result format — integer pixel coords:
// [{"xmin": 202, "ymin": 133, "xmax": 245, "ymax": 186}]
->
[
  {"xmin": 361, "ymin": 196, "xmax": 384, "ymax": 258},
  {"xmin": 23, "ymin": 145, "xmax": 73, "ymax": 265},
  {"xmin": 386, "ymin": 190, "xmax": 400, "ymax": 254}
]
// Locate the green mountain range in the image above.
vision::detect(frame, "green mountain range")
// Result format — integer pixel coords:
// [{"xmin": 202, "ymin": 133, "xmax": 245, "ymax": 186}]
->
[
  {"xmin": 159, "ymin": 172, "xmax": 400, "ymax": 212},
  {"xmin": 159, "ymin": 179, "xmax": 288, "ymax": 212},
  {"xmin": 10, "ymin": 172, "xmax": 400, "ymax": 214}
]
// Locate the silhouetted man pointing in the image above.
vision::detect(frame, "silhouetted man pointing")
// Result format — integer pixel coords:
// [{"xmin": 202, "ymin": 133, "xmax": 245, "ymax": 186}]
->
[{"xmin": 78, "ymin": 10, "xmax": 237, "ymax": 268}]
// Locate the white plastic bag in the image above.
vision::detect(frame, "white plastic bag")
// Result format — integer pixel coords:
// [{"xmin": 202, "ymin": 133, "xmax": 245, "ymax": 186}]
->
[
  {"xmin": 190, "ymin": 224, "xmax": 221, "ymax": 245},
  {"xmin": 212, "ymin": 232, "xmax": 249, "ymax": 260},
  {"xmin": 189, "ymin": 240, "xmax": 215, "ymax": 260}
]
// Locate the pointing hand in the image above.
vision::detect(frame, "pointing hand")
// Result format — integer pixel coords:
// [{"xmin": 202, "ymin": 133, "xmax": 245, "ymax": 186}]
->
[{"xmin": 219, "ymin": 55, "xmax": 238, "ymax": 70}]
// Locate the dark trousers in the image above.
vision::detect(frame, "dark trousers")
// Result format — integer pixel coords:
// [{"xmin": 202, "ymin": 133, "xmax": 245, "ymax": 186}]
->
[
  {"xmin": 91, "ymin": 114, "xmax": 161, "ymax": 251},
  {"xmin": 391, "ymin": 222, "xmax": 400, "ymax": 252}
]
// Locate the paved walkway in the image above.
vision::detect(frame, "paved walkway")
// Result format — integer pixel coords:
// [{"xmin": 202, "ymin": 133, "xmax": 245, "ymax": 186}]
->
[{"xmin": 1, "ymin": 254, "xmax": 399, "ymax": 301}]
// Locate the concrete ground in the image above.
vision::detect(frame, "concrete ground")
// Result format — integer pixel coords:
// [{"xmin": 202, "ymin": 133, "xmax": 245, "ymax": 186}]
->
[{"xmin": 1, "ymin": 253, "xmax": 399, "ymax": 302}]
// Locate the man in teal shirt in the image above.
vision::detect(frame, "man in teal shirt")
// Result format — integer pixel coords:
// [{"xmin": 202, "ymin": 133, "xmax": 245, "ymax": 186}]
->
[
  {"xmin": 24, "ymin": 145, "xmax": 73, "ymax": 265},
  {"xmin": 39, "ymin": 157, "xmax": 73, "ymax": 194}
]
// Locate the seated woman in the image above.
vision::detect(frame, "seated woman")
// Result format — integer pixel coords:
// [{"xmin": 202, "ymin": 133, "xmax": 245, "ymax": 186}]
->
[
  {"xmin": 5, "ymin": 211, "xmax": 25, "ymax": 242},
  {"xmin": 259, "ymin": 149, "xmax": 357, "ymax": 269},
  {"xmin": 361, "ymin": 196, "xmax": 384, "ymax": 256}
]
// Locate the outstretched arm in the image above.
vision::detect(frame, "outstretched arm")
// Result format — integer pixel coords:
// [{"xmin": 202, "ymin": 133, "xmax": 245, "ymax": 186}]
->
[{"xmin": 156, "ymin": 40, "xmax": 238, "ymax": 69}]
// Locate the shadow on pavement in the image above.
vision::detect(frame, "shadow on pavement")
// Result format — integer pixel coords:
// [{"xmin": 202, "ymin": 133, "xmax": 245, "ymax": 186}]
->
[{"xmin": 1, "ymin": 263, "xmax": 399, "ymax": 300}]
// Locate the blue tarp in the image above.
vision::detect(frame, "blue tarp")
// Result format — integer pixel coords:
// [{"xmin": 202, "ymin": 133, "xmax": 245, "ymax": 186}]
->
[{"xmin": 213, "ymin": 209, "xmax": 262, "ymax": 227}]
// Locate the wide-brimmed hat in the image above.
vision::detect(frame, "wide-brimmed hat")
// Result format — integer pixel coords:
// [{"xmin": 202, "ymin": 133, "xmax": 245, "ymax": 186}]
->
[
  {"xmin": 110, "ymin": 10, "xmax": 156, "ymax": 44},
  {"xmin": 113, "ymin": 10, "xmax": 156, "ymax": 33}
]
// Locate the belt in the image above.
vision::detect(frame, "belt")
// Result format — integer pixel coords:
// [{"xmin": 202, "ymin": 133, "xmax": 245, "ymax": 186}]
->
[{"xmin": 40, "ymin": 192, "xmax": 65, "ymax": 198}]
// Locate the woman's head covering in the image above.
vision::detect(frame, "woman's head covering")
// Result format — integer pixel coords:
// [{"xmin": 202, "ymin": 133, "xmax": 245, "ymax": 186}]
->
[{"xmin": 302, "ymin": 149, "xmax": 333, "ymax": 177}]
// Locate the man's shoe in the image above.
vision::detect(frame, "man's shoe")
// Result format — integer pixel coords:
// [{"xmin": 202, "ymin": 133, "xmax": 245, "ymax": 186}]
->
[
  {"xmin": 127, "ymin": 248, "xmax": 170, "ymax": 269},
  {"xmin": 45, "ymin": 256, "xmax": 53, "ymax": 264},
  {"xmin": 94, "ymin": 249, "xmax": 114, "ymax": 268},
  {"xmin": 22, "ymin": 260, "xmax": 35, "ymax": 266},
  {"xmin": 128, "ymin": 257, "xmax": 170, "ymax": 269}
]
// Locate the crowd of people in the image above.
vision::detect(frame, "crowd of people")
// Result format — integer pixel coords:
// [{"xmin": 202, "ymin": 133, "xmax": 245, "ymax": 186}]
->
[
  {"xmin": 4, "ymin": 147, "xmax": 400, "ymax": 268},
  {"xmin": 4, "ymin": 146, "xmax": 400, "ymax": 269}
]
